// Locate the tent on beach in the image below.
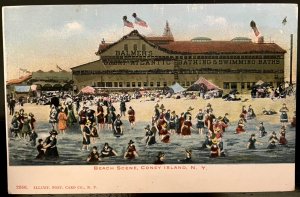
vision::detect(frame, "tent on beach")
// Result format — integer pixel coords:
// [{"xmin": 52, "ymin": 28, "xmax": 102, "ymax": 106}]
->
[
  {"xmin": 187, "ymin": 77, "xmax": 220, "ymax": 91},
  {"xmin": 168, "ymin": 82, "xmax": 186, "ymax": 93}
]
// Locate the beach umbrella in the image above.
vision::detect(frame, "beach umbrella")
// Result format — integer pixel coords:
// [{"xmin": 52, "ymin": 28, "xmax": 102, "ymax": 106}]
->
[{"xmin": 80, "ymin": 86, "xmax": 95, "ymax": 94}]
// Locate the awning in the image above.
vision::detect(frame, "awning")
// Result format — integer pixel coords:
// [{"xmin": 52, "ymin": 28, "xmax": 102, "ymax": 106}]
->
[
  {"xmin": 255, "ymin": 80, "xmax": 264, "ymax": 86},
  {"xmin": 14, "ymin": 86, "xmax": 31, "ymax": 93},
  {"xmin": 168, "ymin": 83, "xmax": 186, "ymax": 93}
]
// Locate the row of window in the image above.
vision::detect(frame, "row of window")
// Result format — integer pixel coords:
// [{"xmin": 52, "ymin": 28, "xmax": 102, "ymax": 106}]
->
[
  {"xmin": 94, "ymin": 81, "xmax": 281, "ymax": 89},
  {"xmin": 124, "ymin": 44, "xmax": 146, "ymax": 51},
  {"xmin": 223, "ymin": 82, "xmax": 275, "ymax": 90}
]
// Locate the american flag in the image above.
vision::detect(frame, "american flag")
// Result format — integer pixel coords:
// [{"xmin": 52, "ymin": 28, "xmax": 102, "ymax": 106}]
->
[
  {"xmin": 282, "ymin": 17, "xmax": 287, "ymax": 25},
  {"xmin": 132, "ymin": 13, "xmax": 148, "ymax": 27},
  {"xmin": 123, "ymin": 16, "xmax": 134, "ymax": 28},
  {"xmin": 56, "ymin": 65, "xmax": 63, "ymax": 71},
  {"xmin": 250, "ymin": 20, "xmax": 260, "ymax": 37}
]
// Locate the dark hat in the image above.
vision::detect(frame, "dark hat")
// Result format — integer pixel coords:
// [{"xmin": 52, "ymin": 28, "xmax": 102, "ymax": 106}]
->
[
  {"xmin": 251, "ymin": 133, "xmax": 255, "ymax": 137},
  {"xmin": 38, "ymin": 139, "xmax": 43, "ymax": 143},
  {"xmin": 104, "ymin": 142, "xmax": 109, "ymax": 146},
  {"xmin": 171, "ymin": 111, "xmax": 176, "ymax": 114},
  {"xmin": 217, "ymin": 116, "xmax": 223, "ymax": 120},
  {"xmin": 181, "ymin": 112, "xmax": 184, "ymax": 115},
  {"xmin": 128, "ymin": 140, "xmax": 134, "ymax": 144},
  {"xmin": 49, "ymin": 130, "xmax": 58, "ymax": 135},
  {"xmin": 157, "ymin": 151, "xmax": 165, "ymax": 158},
  {"xmin": 117, "ymin": 114, "xmax": 121, "ymax": 117},
  {"xmin": 272, "ymin": 131, "xmax": 276, "ymax": 135},
  {"xmin": 207, "ymin": 103, "xmax": 211, "ymax": 107},
  {"xmin": 260, "ymin": 122, "xmax": 263, "ymax": 124},
  {"xmin": 29, "ymin": 112, "xmax": 34, "ymax": 117},
  {"xmin": 159, "ymin": 104, "xmax": 165, "ymax": 110},
  {"xmin": 92, "ymin": 146, "xmax": 97, "ymax": 150},
  {"xmin": 19, "ymin": 108, "xmax": 24, "ymax": 112},
  {"xmin": 155, "ymin": 103, "xmax": 159, "ymax": 108},
  {"xmin": 225, "ymin": 113, "xmax": 229, "ymax": 115},
  {"xmin": 144, "ymin": 125, "xmax": 150, "ymax": 130},
  {"xmin": 187, "ymin": 106, "xmax": 194, "ymax": 111}
]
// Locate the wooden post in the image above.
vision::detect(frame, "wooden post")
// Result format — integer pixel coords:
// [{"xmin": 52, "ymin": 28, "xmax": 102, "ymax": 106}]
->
[{"xmin": 290, "ymin": 34, "xmax": 293, "ymax": 85}]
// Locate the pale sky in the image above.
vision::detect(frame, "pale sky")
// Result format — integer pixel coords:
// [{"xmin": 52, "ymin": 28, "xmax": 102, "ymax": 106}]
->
[{"xmin": 2, "ymin": 4, "xmax": 298, "ymax": 81}]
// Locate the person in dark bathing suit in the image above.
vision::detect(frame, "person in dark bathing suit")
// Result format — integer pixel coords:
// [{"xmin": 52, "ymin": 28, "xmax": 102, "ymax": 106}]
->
[
  {"xmin": 87, "ymin": 146, "xmax": 101, "ymax": 162},
  {"xmin": 154, "ymin": 152, "xmax": 165, "ymax": 164}
]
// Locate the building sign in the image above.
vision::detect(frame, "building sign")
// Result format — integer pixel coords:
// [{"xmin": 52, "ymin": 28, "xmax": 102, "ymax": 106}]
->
[
  {"xmin": 103, "ymin": 53, "xmax": 281, "ymax": 66},
  {"xmin": 115, "ymin": 50, "xmax": 153, "ymax": 57}
]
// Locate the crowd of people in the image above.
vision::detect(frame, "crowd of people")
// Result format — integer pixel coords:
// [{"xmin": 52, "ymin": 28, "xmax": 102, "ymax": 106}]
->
[
  {"xmin": 250, "ymin": 82, "xmax": 295, "ymax": 99},
  {"xmin": 7, "ymin": 86, "xmax": 296, "ymax": 164}
]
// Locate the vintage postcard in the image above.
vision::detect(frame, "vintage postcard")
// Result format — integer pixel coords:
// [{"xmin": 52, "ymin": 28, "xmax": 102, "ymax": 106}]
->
[{"xmin": 3, "ymin": 4, "xmax": 297, "ymax": 194}]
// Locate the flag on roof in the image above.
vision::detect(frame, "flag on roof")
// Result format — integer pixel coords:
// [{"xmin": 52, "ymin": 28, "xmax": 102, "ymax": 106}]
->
[
  {"xmin": 123, "ymin": 16, "xmax": 134, "ymax": 28},
  {"xmin": 282, "ymin": 16, "xmax": 287, "ymax": 25},
  {"xmin": 132, "ymin": 13, "xmax": 148, "ymax": 27},
  {"xmin": 56, "ymin": 65, "xmax": 63, "ymax": 71},
  {"xmin": 250, "ymin": 20, "xmax": 260, "ymax": 37}
]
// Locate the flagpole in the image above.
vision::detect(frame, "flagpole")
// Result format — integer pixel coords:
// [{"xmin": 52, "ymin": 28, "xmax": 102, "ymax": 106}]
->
[{"xmin": 289, "ymin": 34, "xmax": 293, "ymax": 85}]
